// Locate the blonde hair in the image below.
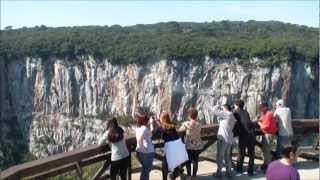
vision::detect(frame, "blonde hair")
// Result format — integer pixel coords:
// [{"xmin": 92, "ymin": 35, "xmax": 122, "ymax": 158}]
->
[{"xmin": 160, "ymin": 112, "xmax": 175, "ymax": 130}]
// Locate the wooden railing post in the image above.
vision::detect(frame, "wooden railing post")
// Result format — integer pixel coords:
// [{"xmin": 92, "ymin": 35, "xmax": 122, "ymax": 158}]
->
[
  {"xmin": 92, "ymin": 160, "xmax": 110, "ymax": 180},
  {"xmin": 75, "ymin": 161, "xmax": 83, "ymax": 180},
  {"xmin": 127, "ymin": 152, "xmax": 132, "ymax": 180}
]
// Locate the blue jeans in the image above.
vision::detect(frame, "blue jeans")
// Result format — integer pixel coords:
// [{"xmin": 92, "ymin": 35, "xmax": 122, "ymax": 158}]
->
[
  {"xmin": 216, "ymin": 139, "xmax": 232, "ymax": 174},
  {"xmin": 136, "ymin": 152, "xmax": 154, "ymax": 180}
]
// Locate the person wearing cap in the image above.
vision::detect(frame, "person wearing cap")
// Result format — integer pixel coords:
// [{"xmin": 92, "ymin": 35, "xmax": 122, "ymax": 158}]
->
[
  {"xmin": 212, "ymin": 103, "xmax": 237, "ymax": 178},
  {"xmin": 274, "ymin": 99, "xmax": 293, "ymax": 159},
  {"xmin": 258, "ymin": 102, "xmax": 278, "ymax": 172}
]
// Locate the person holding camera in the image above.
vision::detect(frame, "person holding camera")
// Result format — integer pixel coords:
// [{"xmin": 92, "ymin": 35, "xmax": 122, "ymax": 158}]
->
[{"xmin": 212, "ymin": 103, "xmax": 237, "ymax": 178}]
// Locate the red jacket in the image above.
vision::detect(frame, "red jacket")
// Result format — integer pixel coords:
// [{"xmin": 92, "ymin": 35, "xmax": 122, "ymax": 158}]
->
[{"xmin": 259, "ymin": 111, "xmax": 277, "ymax": 134}]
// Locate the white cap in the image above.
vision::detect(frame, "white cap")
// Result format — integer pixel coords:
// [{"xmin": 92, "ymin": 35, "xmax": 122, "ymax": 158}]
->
[{"xmin": 276, "ymin": 99, "xmax": 284, "ymax": 107}]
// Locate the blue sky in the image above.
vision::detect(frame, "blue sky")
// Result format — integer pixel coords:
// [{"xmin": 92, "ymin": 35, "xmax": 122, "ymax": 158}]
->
[{"xmin": 1, "ymin": 1, "xmax": 319, "ymax": 29}]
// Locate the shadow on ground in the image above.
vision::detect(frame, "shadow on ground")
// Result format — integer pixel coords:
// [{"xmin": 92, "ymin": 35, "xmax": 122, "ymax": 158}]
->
[{"xmin": 193, "ymin": 171, "xmax": 265, "ymax": 180}]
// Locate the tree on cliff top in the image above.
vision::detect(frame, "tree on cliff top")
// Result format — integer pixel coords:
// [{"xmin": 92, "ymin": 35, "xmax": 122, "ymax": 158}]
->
[{"xmin": 0, "ymin": 21, "xmax": 318, "ymax": 64}]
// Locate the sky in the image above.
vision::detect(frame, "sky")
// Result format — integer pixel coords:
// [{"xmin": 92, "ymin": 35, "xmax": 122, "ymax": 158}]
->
[{"xmin": 1, "ymin": 1, "xmax": 319, "ymax": 29}]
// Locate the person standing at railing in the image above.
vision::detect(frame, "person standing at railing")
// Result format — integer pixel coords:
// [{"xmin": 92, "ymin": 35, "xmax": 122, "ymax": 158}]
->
[
  {"xmin": 233, "ymin": 100, "xmax": 255, "ymax": 176},
  {"xmin": 257, "ymin": 102, "xmax": 278, "ymax": 173},
  {"xmin": 212, "ymin": 104, "xmax": 237, "ymax": 178},
  {"xmin": 274, "ymin": 99, "xmax": 293, "ymax": 159},
  {"xmin": 98, "ymin": 118, "xmax": 130, "ymax": 180},
  {"xmin": 153, "ymin": 112, "xmax": 188, "ymax": 180},
  {"xmin": 135, "ymin": 114, "xmax": 155, "ymax": 180},
  {"xmin": 179, "ymin": 108, "xmax": 203, "ymax": 179}
]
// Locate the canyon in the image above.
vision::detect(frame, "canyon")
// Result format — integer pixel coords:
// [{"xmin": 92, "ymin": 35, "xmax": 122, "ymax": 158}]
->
[{"xmin": 0, "ymin": 56, "xmax": 318, "ymax": 169}]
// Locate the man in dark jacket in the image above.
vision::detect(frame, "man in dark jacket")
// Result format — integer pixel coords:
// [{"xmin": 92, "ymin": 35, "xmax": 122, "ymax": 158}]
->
[{"xmin": 234, "ymin": 100, "xmax": 255, "ymax": 176}]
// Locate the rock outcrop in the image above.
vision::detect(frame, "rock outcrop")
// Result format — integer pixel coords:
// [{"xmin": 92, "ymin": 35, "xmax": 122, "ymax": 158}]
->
[{"xmin": 0, "ymin": 56, "xmax": 318, "ymax": 168}]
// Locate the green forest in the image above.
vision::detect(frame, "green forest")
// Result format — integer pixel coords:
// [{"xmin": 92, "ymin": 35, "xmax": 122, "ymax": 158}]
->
[{"xmin": 0, "ymin": 21, "xmax": 318, "ymax": 64}]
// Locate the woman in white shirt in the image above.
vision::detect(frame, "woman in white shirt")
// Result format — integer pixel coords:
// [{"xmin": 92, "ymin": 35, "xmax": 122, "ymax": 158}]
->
[{"xmin": 135, "ymin": 115, "xmax": 155, "ymax": 180}]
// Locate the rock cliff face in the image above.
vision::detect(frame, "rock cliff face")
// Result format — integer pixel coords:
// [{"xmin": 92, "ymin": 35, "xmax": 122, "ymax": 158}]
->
[{"xmin": 0, "ymin": 56, "xmax": 318, "ymax": 167}]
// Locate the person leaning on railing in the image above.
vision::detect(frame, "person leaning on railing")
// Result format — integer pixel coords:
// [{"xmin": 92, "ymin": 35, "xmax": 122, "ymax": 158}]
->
[{"xmin": 98, "ymin": 118, "xmax": 130, "ymax": 180}]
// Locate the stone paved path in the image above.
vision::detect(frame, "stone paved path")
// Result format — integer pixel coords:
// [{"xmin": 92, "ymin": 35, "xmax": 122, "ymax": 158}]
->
[{"xmin": 132, "ymin": 158, "xmax": 319, "ymax": 180}]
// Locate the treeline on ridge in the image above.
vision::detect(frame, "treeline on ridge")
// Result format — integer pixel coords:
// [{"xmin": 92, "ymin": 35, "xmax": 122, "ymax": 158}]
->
[{"xmin": 0, "ymin": 20, "xmax": 318, "ymax": 64}]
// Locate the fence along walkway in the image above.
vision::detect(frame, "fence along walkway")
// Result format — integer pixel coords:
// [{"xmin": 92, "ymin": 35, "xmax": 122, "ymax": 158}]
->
[{"xmin": 0, "ymin": 119, "xmax": 318, "ymax": 180}]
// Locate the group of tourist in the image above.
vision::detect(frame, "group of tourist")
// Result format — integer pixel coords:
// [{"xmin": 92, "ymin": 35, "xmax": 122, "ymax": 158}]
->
[
  {"xmin": 98, "ymin": 99, "xmax": 299, "ymax": 180},
  {"xmin": 211, "ymin": 99, "xmax": 298, "ymax": 180}
]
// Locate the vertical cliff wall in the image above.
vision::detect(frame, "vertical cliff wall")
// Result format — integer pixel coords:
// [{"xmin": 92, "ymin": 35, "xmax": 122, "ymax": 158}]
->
[{"xmin": 0, "ymin": 56, "xmax": 318, "ymax": 168}]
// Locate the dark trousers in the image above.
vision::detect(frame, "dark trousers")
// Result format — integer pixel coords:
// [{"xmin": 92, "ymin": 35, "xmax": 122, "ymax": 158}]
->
[
  {"xmin": 110, "ymin": 156, "xmax": 129, "ymax": 180},
  {"xmin": 236, "ymin": 135, "xmax": 255, "ymax": 174},
  {"xmin": 162, "ymin": 156, "xmax": 179, "ymax": 180},
  {"xmin": 186, "ymin": 149, "xmax": 200, "ymax": 176}
]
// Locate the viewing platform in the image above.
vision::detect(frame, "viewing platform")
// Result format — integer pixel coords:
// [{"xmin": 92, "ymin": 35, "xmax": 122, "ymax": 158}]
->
[{"xmin": 1, "ymin": 119, "xmax": 318, "ymax": 180}]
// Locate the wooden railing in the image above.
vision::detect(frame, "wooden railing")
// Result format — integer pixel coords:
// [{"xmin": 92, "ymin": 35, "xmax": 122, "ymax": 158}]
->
[{"xmin": 1, "ymin": 119, "xmax": 318, "ymax": 180}]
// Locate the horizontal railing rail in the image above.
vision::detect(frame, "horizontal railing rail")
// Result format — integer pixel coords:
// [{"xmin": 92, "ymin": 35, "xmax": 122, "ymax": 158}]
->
[{"xmin": 1, "ymin": 119, "xmax": 318, "ymax": 180}]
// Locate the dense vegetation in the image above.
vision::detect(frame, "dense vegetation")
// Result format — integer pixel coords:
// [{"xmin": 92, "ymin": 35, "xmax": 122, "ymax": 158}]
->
[{"xmin": 0, "ymin": 21, "xmax": 318, "ymax": 64}]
